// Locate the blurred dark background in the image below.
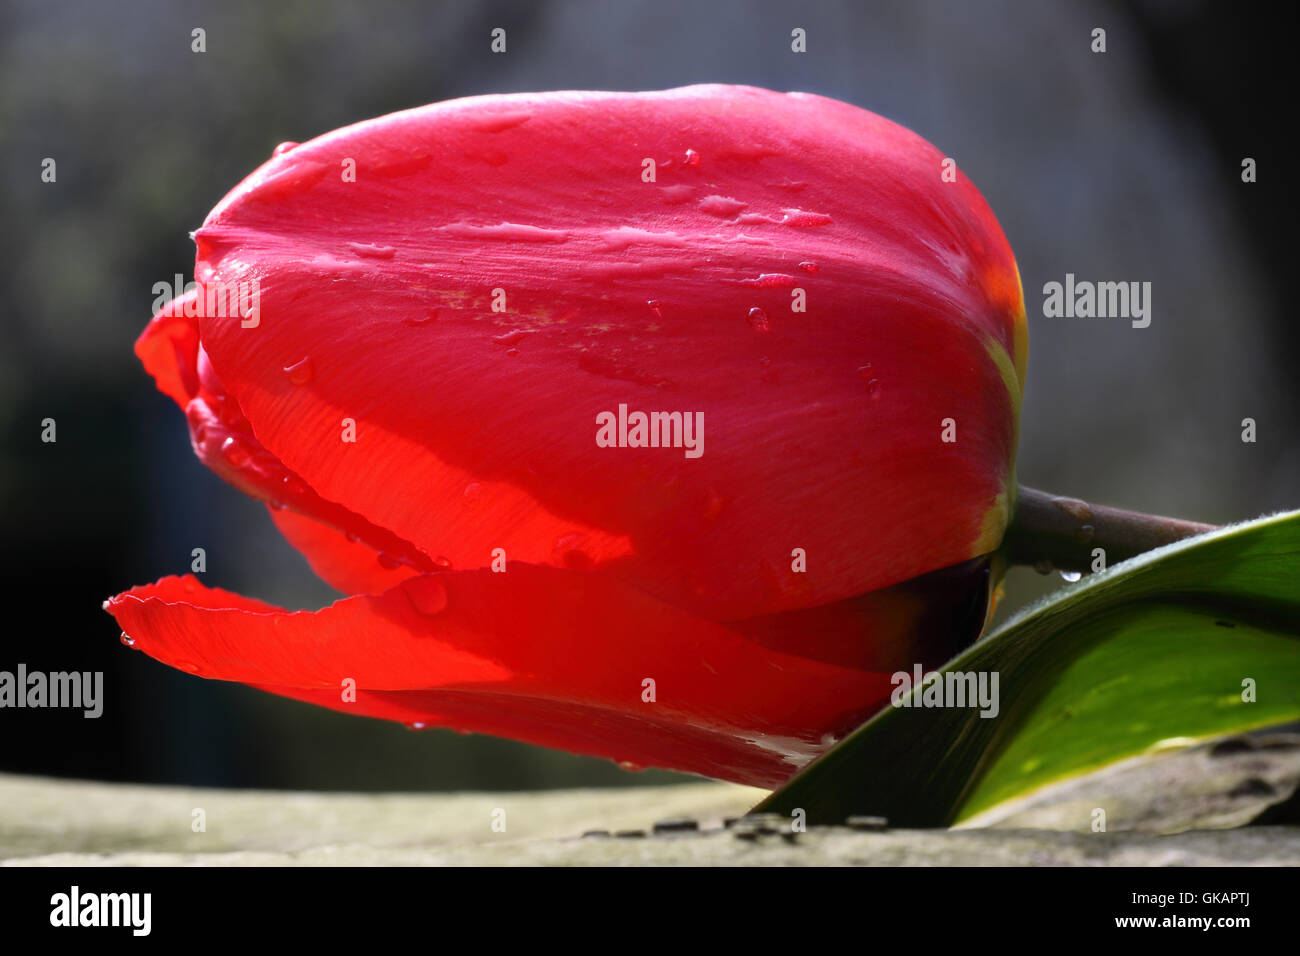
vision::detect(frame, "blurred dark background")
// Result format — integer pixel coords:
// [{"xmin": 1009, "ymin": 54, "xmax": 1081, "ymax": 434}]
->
[{"xmin": 1, "ymin": 0, "xmax": 1295, "ymax": 791}]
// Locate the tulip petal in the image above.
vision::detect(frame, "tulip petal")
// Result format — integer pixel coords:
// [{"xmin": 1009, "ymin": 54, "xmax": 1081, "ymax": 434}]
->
[
  {"xmin": 267, "ymin": 506, "xmax": 418, "ymax": 595},
  {"xmin": 135, "ymin": 290, "xmax": 201, "ymax": 406},
  {"xmin": 186, "ymin": 84, "xmax": 1023, "ymax": 618},
  {"xmin": 105, "ymin": 565, "xmax": 894, "ymax": 787},
  {"xmin": 137, "ymin": 298, "xmax": 440, "ymax": 579}
]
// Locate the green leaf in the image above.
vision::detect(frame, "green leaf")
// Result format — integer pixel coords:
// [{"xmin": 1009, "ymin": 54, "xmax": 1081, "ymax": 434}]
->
[{"xmin": 754, "ymin": 509, "xmax": 1300, "ymax": 827}]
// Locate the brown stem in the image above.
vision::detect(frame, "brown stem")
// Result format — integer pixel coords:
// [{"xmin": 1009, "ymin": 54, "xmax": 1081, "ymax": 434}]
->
[{"xmin": 1004, "ymin": 485, "xmax": 1218, "ymax": 573}]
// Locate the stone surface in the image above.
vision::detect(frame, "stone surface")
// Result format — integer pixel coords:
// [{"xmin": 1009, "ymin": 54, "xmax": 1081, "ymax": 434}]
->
[
  {"xmin": 3, "ymin": 738, "xmax": 1298, "ymax": 865},
  {"xmin": 960, "ymin": 730, "xmax": 1300, "ymax": 833}
]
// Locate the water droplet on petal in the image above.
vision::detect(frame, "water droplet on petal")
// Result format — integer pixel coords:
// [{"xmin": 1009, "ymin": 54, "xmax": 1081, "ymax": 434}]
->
[
  {"xmin": 433, "ymin": 555, "xmax": 453, "ymax": 569},
  {"xmin": 856, "ymin": 365, "xmax": 881, "ymax": 395},
  {"xmin": 618, "ymin": 760, "xmax": 646, "ymax": 772},
  {"xmin": 781, "ymin": 208, "xmax": 832, "ymax": 227},
  {"xmin": 463, "ymin": 482, "xmax": 484, "ymax": 508},
  {"xmin": 406, "ymin": 721, "xmax": 428, "ymax": 730},
  {"xmin": 348, "ymin": 241, "xmax": 396, "ymax": 260},
  {"xmin": 176, "ymin": 660, "xmax": 200, "ymax": 674},
  {"xmin": 283, "ymin": 356, "xmax": 313, "ymax": 385},
  {"xmin": 798, "ymin": 261, "xmax": 819, "ymax": 273},
  {"xmin": 553, "ymin": 534, "xmax": 594, "ymax": 570},
  {"xmin": 698, "ymin": 194, "xmax": 747, "ymax": 217},
  {"xmin": 119, "ymin": 632, "xmax": 135, "ymax": 647},
  {"xmin": 272, "ymin": 141, "xmax": 299, "ymax": 157},
  {"xmin": 220, "ymin": 437, "xmax": 250, "ymax": 467},
  {"xmin": 377, "ymin": 552, "xmax": 404, "ymax": 570},
  {"xmin": 647, "ymin": 299, "xmax": 663, "ymax": 317},
  {"xmin": 402, "ymin": 575, "xmax": 449, "ymax": 616},
  {"xmin": 403, "ymin": 309, "xmax": 440, "ymax": 327},
  {"xmin": 1059, "ymin": 569, "xmax": 1083, "ymax": 583},
  {"xmin": 684, "ymin": 149, "xmax": 701, "ymax": 167},
  {"xmin": 744, "ymin": 273, "xmax": 797, "ymax": 288},
  {"xmin": 492, "ymin": 329, "xmax": 531, "ymax": 346},
  {"xmin": 747, "ymin": 307, "xmax": 770, "ymax": 332}
]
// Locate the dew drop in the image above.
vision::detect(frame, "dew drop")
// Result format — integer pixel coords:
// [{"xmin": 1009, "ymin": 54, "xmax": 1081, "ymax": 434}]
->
[
  {"xmin": 698, "ymin": 194, "xmax": 747, "ymax": 218},
  {"xmin": 747, "ymin": 307, "xmax": 770, "ymax": 332},
  {"xmin": 176, "ymin": 660, "xmax": 200, "ymax": 674},
  {"xmin": 272, "ymin": 141, "xmax": 299, "ymax": 157},
  {"xmin": 492, "ymin": 329, "xmax": 530, "ymax": 346},
  {"xmin": 402, "ymin": 575, "xmax": 449, "ymax": 616},
  {"xmin": 1059, "ymin": 570, "xmax": 1083, "ymax": 583},
  {"xmin": 220, "ymin": 437, "xmax": 251, "ymax": 468},
  {"xmin": 647, "ymin": 299, "xmax": 663, "ymax": 317},
  {"xmin": 406, "ymin": 721, "xmax": 428, "ymax": 730},
  {"xmin": 433, "ymin": 555, "xmax": 454, "ymax": 569},
  {"xmin": 403, "ymin": 309, "xmax": 440, "ymax": 327},
  {"xmin": 742, "ymin": 272, "xmax": 797, "ymax": 288},
  {"xmin": 684, "ymin": 149, "xmax": 701, "ymax": 167},
  {"xmin": 119, "ymin": 632, "xmax": 135, "ymax": 647},
  {"xmin": 553, "ymin": 534, "xmax": 594, "ymax": 570},
  {"xmin": 463, "ymin": 482, "xmax": 484, "ymax": 507},
  {"xmin": 618, "ymin": 760, "xmax": 646, "ymax": 772},
  {"xmin": 781, "ymin": 208, "xmax": 833, "ymax": 227},
  {"xmin": 798, "ymin": 261, "xmax": 819, "ymax": 273},
  {"xmin": 348, "ymin": 241, "xmax": 397, "ymax": 260},
  {"xmin": 283, "ymin": 356, "xmax": 313, "ymax": 386},
  {"xmin": 377, "ymin": 552, "xmax": 404, "ymax": 570}
]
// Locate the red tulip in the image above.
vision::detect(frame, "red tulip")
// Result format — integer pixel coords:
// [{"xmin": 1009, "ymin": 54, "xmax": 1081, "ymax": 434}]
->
[{"xmin": 106, "ymin": 85, "xmax": 1026, "ymax": 787}]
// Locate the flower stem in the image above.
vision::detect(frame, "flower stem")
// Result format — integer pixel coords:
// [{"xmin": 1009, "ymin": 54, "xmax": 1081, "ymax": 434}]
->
[{"xmin": 1004, "ymin": 485, "xmax": 1218, "ymax": 573}]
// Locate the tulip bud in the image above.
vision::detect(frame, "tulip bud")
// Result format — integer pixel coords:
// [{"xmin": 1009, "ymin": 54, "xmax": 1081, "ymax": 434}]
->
[{"xmin": 113, "ymin": 85, "xmax": 1026, "ymax": 786}]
